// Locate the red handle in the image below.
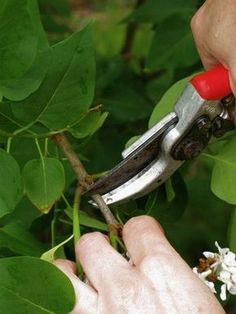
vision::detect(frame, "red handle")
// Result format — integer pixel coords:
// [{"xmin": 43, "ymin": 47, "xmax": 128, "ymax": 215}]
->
[{"xmin": 190, "ymin": 65, "xmax": 232, "ymax": 100}]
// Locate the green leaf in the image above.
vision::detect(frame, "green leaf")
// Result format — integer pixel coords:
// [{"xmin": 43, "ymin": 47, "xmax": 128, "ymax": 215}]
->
[
  {"xmin": 126, "ymin": 0, "xmax": 196, "ymax": 24},
  {"xmin": 146, "ymin": 16, "xmax": 199, "ymax": 70},
  {"xmin": 0, "ymin": 149, "xmax": 22, "ymax": 218},
  {"xmin": 146, "ymin": 70, "xmax": 174, "ymax": 103},
  {"xmin": 0, "ymin": 104, "xmax": 23, "ymax": 135},
  {"xmin": 125, "ymin": 136, "xmax": 140, "ymax": 149},
  {"xmin": 0, "ymin": 256, "xmax": 75, "ymax": 313},
  {"xmin": 11, "ymin": 24, "xmax": 95, "ymax": 131},
  {"xmin": 41, "ymin": 234, "xmax": 73, "ymax": 263},
  {"xmin": 203, "ymin": 135, "xmax": 236, "ymax": 204},
  {"xmin": 39, "ymin": 0, "xmax": 70, "ymax": 17},
  {"xmin": 22, "ymin": 158, "xmax": 65, "ymax": 213},
  {"xmin": 148, "ymin": 75, "xmax": 193, "ymax": 128},
  {"xmin": 0, "ymin": 223, "xmax": 44, "ymax": 256},
  {"xmin": 101, "ymin": 73, "xmax": 153, "ymax": 122},
  {"xmin": 165, "ymin": 178, "xmax": 175, "ymax": 202},
  {"xmin": 64, "ymin": 208, "xmax": 108, "ymax": 231},
  {"xmin": 1, "ymin": 49, "xmax": 49, "ymax": 101},
  {"xmin": 69, "ymin": 111, "xmax": 108, "ymax": 139},
  {"xmin": 0, "ymin": 0, "xmax": 49, "ymax": 100},
  {"xmin": 0, "ymin": 0, "xmax": 37, "ymax": 80},
  {"xmin": 0, "ymin": 197, "xmax": 41, "ymax": 229}
]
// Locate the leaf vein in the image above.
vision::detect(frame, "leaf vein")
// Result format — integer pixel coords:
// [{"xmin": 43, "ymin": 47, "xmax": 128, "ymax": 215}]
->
[{"xmin": 1, "ymin": 285, "xmax": 54, "ymax": 313}]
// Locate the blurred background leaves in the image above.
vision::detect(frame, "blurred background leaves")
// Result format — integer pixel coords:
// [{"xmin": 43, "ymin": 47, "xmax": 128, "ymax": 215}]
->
[{"xmin": 0, "ymin": 0, "xmax": 235, "ymax": 311}]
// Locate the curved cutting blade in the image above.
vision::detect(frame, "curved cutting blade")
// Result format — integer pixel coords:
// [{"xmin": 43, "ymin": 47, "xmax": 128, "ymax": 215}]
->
[
  {"xmin": 95, "ymin": 151, "xmax": 183, "ymax": 205},
  {"xmin": 85, "ymin": 112, "xmax": 177, "ymax": 195}
]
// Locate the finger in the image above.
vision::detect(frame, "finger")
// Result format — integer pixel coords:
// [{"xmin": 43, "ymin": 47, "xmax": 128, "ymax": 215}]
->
[
  {"xmin": 191, "ymin": 8, "xmax": 219, "ymax": 71},
  {"xmin": 198, "ymin": 49, "xmax": 220, "ymax": 71},
  {"xmin": 75, "ymin": 232, "xmax": 132, "ymax": 290},
  {"xmin": 122, "ymin": 217, "xmax": 224, "ymax": 312},
  {"xmin": 54, "ymin": 259, "xmax": 76, "ymax": 273},
  {"xmin": 54, "ymin": 259, "xmax": 97, "ymax": 314},
  {"xmin": 122, "ymin": 215, "xmax": 177, "ymax": 266},
  {"xmin": 138, "ymin": 251, "xmax": 224, "ymax": 314},
  {"xmin": 192, "ymin": 37, "xmax": 220, "ymax": 70}
]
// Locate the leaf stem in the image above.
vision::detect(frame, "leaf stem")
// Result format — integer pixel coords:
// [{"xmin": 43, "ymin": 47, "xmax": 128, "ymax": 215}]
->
[
  {"xmin": 61, "ymin": 194, "xmax": 72, "ymax": 208},
  {"xmin": 44, "ymin": 138, "xmax": 49, "ymax": 157},
  {"xmin": 51, "ymin": 216, "xmax": 56, "ymax": 248},
  {"xmin": 73, "ymin": 185, "xmax": 83, "ymax": 276},
  {"xmin": 35, "ymin": 138, "xmax": 44, "ymax": 162},
  {"xmin": 13, "ymin": 121, "xmax": 35, "ymax": 136},
  {"xmin": 91, "ymin": 170, "xmax": 108, "ymax": 180},
  {"xmin": 6, "ymin": 137, "xmax": 12, "ymax": 153},
  {"xmin": 73, "ymin": 185, "xmax": 81, "ymax": 243}
]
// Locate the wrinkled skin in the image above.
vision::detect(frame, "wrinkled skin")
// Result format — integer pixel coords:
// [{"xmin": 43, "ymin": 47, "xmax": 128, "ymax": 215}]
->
[
  {"xmin": 191, "ymin": 0, "xmax": 236, "ymax": 96},
  {"xmin": 55, "ymin": 216, "xmax": 225, "ymax": 314}
]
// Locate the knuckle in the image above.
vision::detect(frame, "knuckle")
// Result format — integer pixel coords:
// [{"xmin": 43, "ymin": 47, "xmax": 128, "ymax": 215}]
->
[
  {"xmin": 139, "ymin": 255, "xmax": 160, "ymax": 273},
  {"xmin": 112, "ymin": 271, "xmax": 143, "ymax": 301},
  {"xmin": 76, "ymin": 232, "xmax": 103, "ymax": 250},
  {"xmin": 190, "ymin": 6, "xmax": 204, "ymax": 34},
  {"xmin": 139, "ymin": 251, "xmax": 173, "ymax": 273},
  {"xmin": 123, "ymin": 215, "xmax": 157, "ymax": 234}
]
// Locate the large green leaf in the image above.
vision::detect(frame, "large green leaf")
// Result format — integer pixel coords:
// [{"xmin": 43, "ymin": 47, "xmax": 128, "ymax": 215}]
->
[
  {"xmin": 0, "ymin": 149, "xmax": 22, "ymax": 218},
  {"xmin": 11, "ymin": 24, "xmax": 95, "ymax": 131},
  {"xmin": 0, "ymin": 0, "xmax": 49, "ymax": 100},
  {"xmin": 126, "ymin": 0, "xmax": 197, "ymax": 24},
  {"xmin": 22, "ymin": 158, "xmax": 65, "ymax": 213},
  {"xmin": 69, "ymin": 111, "xmax": 108, "ymax": 139},
  {"xmin": 202, "ymin": 135, "xmax": 236, "ymax": 204},
  {"xmin": 1, "ymin": 50, "xmax": 49, "ymax": 101},
  {"xmin": 0, "ymin": 223, "xmax": 44, "ymax": 256},
  {"xmin": 0, "ymin": 256, "xmax": 75, "ymax": 313},
  {"xmin": 146, "ymin": 16, "xmax": 199, "ymax": 70},
  {"xmin": 0, "ymin": 0, "xmax": 37, "ymax": 80}
]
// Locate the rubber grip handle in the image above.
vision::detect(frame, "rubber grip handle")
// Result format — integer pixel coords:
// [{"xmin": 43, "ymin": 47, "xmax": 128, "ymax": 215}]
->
[{"xmin": 190, "ymin": 65, "xmax": 232, "ymax": 100}]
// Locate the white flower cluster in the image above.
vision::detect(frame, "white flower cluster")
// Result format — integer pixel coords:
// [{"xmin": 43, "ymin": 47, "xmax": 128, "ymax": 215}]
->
[{"xmin": 193, "ymin": 242, "xmax": 236, "ymax": 301}]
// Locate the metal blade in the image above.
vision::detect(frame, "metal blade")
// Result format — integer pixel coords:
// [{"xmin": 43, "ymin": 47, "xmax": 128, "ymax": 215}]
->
[
  {"xmin": 94, "ymin": 151, "xmax": 183, "ymax": 206},
  {"xmin": 88, "ymin": 83, "xmax": 224, "ymax": 206},
  {"xmin": 85, "ymin": 112, "xmax": 177, "ymax": 195}
]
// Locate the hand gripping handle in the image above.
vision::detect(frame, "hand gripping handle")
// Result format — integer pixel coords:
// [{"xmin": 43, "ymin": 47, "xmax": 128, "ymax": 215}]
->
[{"xmin": 190, "ymin": 65, "xmax": 232, "ymax": 100}]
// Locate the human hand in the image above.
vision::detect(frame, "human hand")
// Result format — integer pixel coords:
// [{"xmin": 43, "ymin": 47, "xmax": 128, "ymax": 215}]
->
[
  {"xmin": 54, "ymin": 216, "xmax": 225, "ymax": 314},
  {"xmin": 191, "ymin": 0, "xmax": 236, "ymax": 96}
]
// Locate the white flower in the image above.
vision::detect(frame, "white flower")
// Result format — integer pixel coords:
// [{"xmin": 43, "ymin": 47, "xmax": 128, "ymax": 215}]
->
[
  {"xmin": 193, "ymin": 267, "xmax": 216, "ymax": 293},
  {"xmin": 193, "ymin": 242, "xmax": 236, "ymax": 301}
]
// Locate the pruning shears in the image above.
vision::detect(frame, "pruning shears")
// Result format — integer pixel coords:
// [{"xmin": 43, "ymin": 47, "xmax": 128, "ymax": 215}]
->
[{"xmin": 85, "ymin": 65, "xmax": 235, "ymax": 205}]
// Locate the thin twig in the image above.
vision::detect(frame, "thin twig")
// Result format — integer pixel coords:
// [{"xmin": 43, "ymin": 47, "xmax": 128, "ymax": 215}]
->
[
  {"xmin": 52, "ymin": 133, "xmax": 119, "ymax": 230},
  {"xmin": 121, "ymin": 0, "xmax": 146, "ymax": 61},
  {"xmin": 91, "ymin": 194, "xmax": 119, "ymax": 231},
  {"xmin": 52, "ymin": 133, "xmax": 89, "ymax": 184}
]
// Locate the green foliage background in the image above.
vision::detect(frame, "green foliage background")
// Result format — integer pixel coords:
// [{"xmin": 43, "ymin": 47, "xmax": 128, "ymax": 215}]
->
[{"xmin": 0, "ymin": 0, "xmax": 236, "ymax": 312}]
